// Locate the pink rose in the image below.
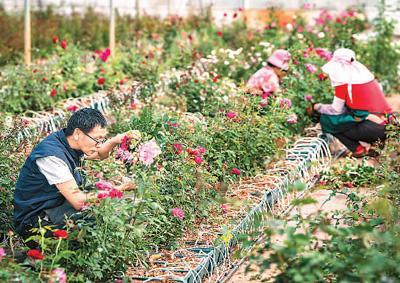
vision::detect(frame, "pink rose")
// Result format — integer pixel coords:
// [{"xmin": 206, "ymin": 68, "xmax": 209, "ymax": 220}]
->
[
  {"xmin": 279, "ymin": 98, "xmax": 292, "ymax": 109},
  {"xmin": 0, "ymin": 247, "xmax": 5, "ymax": 262},
  {"xmin": 95, "ymin": 180, "xmax": 115, "ymax": 191},
  {"xmin": 226, "ymin": 111, "xmax": 237, "ymax": 119},
  {"xmin": 287, "ymin": 113, "xmax": 298, "ymax": 124},
  {"xmin": 139, "ymin": 140, "xmax": 162, "ymax": 166},
  {"xmin": 231, "ymin": 168, "xmax": 241, "ymax": 175},
  {"xmin": 171, "ymin": 207, "xmax": 185, "ymax": 220},
  {"xmin": 304, "ymin": 94, "xmax": 313, "ymax": 101},
  {"xmin": 221, "ymin": 204, "xmax": 229, "ymax": 214},
  {"xmin": 173, "ymin": 143, "xmax": 183, "ymax": 155},
  {"xmin": 305, "ymin": 63, "xmax": 318, "ymax": 74},
  {"xmin": 194, "ymin": 156, "xmax": 203, "ymax": 165}
]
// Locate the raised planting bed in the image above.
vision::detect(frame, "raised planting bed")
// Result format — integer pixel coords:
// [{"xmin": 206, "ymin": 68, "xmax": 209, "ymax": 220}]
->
[{"xmin": 127, "ymin": 137, "xmax": 331, "ymax": 282}]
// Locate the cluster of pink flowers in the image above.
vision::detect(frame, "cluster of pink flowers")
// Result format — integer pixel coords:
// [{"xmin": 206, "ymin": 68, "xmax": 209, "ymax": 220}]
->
[
  {"xmin": 226, "ymin": 111, "xmax": 237, "ymax": 119},
  {"xmin": 116, "ymin": 134, "xmax": 137, "ymax": 165},
  {"xmin": 315, "ymin": 48, "xmax": 333, "ymax": 61},
  {"xmin": 96, "ymin": 180, "xmax": 123, "ymax": 199},
  {"xmin": 231, "ymin": 167, "xmax": 241, "ymax": 176},
  {"xmin": 139, "ymin": 140, "xmax": 162, "ymax": 166},
  {"xmin": 279, "ymin": 98, "xmax": 292, "ymax": 109},
  {"xmin": 220, "ymin": 204, "xmax": 229, "ymax": 214},
  {"xmin": 49, "ymin": 268, "xmax": 67, "ymax": 283},
  {"xmin": 171, "ymin": 207, "xmax": 185, "ymax": 220},
  {"xmin": 116, "ymin": 147, "xmax": 135, "ymax": 165},
  {"xmin": 287, "ymin": 113, "xmax": 298, "ymax": 124},
  {"xmin": 187, "ymin": 146, "xmax": 206, "ymax": 165},
  {"xmin": 305, "ymin": 63, "xmax": 318, "ymax": 74},
  {"xmin": 0, "ymin": 247, "xmax": 5, "ymax": 262},
  {"xmin": 173, "ymin": 143, "xmax": 184, "ymax": 155},
  {"xmin": 95, "ymin": 48, "xmax": 111, "ymax": 62}
]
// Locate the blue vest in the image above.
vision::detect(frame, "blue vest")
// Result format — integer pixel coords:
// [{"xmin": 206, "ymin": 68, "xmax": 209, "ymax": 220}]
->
[{"xmin": 14, "ymin": 129, "xmax": 84, "ymax": 230}]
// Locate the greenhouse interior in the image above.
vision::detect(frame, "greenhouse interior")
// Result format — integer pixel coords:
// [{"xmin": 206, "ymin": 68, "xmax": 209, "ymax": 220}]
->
[{"xmin": 0, "ymin": 0, "xmax": 399, "ymax": 282}]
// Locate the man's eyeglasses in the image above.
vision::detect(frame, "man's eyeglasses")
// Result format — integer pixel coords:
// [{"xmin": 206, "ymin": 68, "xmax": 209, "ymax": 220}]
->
[{"xmin": 82, "ymin": 132, "xmax": 107, "ymax": 146}]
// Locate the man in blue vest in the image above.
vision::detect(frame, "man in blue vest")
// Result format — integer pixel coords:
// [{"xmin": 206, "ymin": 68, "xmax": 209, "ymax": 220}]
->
[{"xmin": 14, "ymin": 108, "xmax": 126, "ymax": 241}]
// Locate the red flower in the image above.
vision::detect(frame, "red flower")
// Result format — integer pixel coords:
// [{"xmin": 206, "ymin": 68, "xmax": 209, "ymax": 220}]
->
[
  {"xmin": 60, "ymin": 39, "xmax": 67, "ymax": 49},
  {"xmin": 233, "ymin": 13, "xmax": 238, "ymax": 18},
  {"xmin": 108, "ymin": 189, "xmax": 123, "ymax": 199},
  {"xmin": 188, "ymin": 34, "xmax": 193, "ymax": 41},
  {"xmin": 42, "ymin": 77, "xmax": 48, "ymax": 82},
  {"xmin": 194, "ymin": 156, "xmax": 203, "ymax": 165},
  {"xmin": 194, "ymin": 79, "xmax": 199, "ymax": 83},
  {"xmin": 212, "ymin": 77, "xmax": 219, "ymax": 83},
  {"xmin": 27, "ymin": 249, "xmax": 44, "ymax": 260},
  {"xmin": 97, "ymin": 77, "xmax": 105, "ymax": 85},
  {"xmin": 197, "ymin": 146, "xmax": 206, "ymax": 155},
  {"xmin": 344, "ymin": 181, "xmax": 353, "ymax": 188},
  {"xmin": 231, "ymin": 168, "xmax": 241, "ymax": 175},
  {"xmin": 53, "ymin": 229, "xmax": 69, "ymax": 239},
  {"xmin": 318, "ymin": 73, "xmax": 327, "ymax": 80},
  {"xmin": 119, "ymin": 79, "xmax": 124, "ymax": 85},
  {"xmin": 226, "ymin": 111, "xmax": 237, "ymax": 119},
  {"xmin": 223, "ymin": 12, "xmax": 227, "ymax": 17},
  {"xmin": 66, "ymin": 105, "xmax": 78, "ymax": 112},
  {"xmin": 50, "ymin": 89, "xmax": 57, "ymax": 97},
  {"xmin": 187, "ymin": 148, "xmax": 199, "ymax": 156},
  {"xmin": 32, "ymin": 68, "xmax": 38, "ymax": 73},
  {"xmin": 217, "ymin": 31, "xmax": 223, "ymax": 37},
  {"xmin": 52, "ymin": 36, "xmax": 59, "ymax": 44},
  {"xmin": 173, "ymin": 143, "xmax": 183, "ymax": 155}
]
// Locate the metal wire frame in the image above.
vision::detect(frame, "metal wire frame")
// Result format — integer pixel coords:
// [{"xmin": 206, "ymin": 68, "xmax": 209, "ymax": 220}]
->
[{"xmin": 133, "ymin": 137, "xmax": 331, "ymax": 282}]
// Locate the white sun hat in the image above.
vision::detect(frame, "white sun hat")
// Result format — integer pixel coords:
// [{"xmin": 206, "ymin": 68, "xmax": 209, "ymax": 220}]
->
[{"xmin": 321, "ymin": 48, "xmax": 374, "ymax": 102}]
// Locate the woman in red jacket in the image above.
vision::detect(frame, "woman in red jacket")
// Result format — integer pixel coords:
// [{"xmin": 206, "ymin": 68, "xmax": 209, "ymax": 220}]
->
[{"xmin": 313, "ymin": 48, "xmax": 392, "ymax": 157}]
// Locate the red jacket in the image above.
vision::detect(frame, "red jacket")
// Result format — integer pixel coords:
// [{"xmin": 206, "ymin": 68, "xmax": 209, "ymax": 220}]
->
[{"xmin": 335, "ymin": 80, "xmax": 392, "ymax": 114}]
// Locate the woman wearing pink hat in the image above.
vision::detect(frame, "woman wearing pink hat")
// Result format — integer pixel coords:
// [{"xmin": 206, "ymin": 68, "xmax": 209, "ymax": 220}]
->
[
  {"xmin": 247, "ymin": 49, "xmax": 291, "ymax": 94},
  {"xmin": 313, "ymin": 48, "xmax": 392, "ymax": 157}
]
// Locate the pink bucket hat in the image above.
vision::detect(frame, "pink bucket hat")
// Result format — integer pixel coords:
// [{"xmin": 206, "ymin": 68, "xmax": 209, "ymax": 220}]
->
[
  {"xmin": 322, "ymin": 48, "xmax": 374, "ymax": 101},
  {"xmin": 267, "ymin": 49, "xmax": 291, "ymax": 71}
]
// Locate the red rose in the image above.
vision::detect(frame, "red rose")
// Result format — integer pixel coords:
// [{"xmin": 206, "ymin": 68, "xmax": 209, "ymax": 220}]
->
[
  {"xmin": 66, "ymin": 105, "xmax": 78, "ymax": 112},
  {"xmin": 50, "ymin": 89, "xmax": 57, "ymax": 97},
  {"xmin": 188, "ymin": 34, "xmax": 193, "ymax": 41},
  {"xmin": 119, "ymin": 79, "xmax": 124, "ymax": 85},
  {"xmin": 217, "ymin": 31, "xmax": 223, "ymax": 37},
  {"xmin": 60, "ymin": 39, "xmax": 67, "ymax": 49},
  {"xmin": 53, "ymin": 229, "xmax": 69, "ymax": 239},
  {"xmin": 52, "ymin": 36, "xmax": 59, "ymax": 44},
  {"xmin": 27, "ymin": 249, "xmax": 44, "ymax": 260},
  {"xmin": 318, "ymin": 73, "xmax": 327, "ymax": 80},
  {"xmin": 194, "ymin": 156, "xmax": 203, "ymax": 165},
  {"xmin": 231, "ymin": 168, "xmax": 241, "ymax": 175},
  {"xmin": 233, "ymin": 12, "xmax": 238, "ymax": 18},
  {"xmin": 173, "ymin": 143, "xmax": 183, "ymax": 155},
  {"xmin": 97, "ymin": 77, "xmax": 105, "ymax": 85}
]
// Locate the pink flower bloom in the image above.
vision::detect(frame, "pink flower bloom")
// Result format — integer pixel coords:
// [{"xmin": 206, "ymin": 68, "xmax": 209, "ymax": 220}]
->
[
  {"xmin": 0, "ymin": 247, "xmax": 5, "ymax": 262},
  {"xmin": 108, "ymin": 189, "xmax": 123, "ymax": 199},
  {"xmin": 187, "ymin": 148, "xmax": 199, "ymax": 156},
  {"xmin": 171, "ymin": 207, "xmax": 185, "ymax": 220},
  {"xmin": 221, "ymin": 204, "xmax": 229, "ymax": 214},
  {"xmin": 95, "ymin": 180, "xmax": 115, "ymax": 191},
  {"xmin": 226, "ymin": 111, "xmax": 237, "ymax": 119},
  {"xmin": 194, "ymin": 156, "xmax": 203, "ymax": 165},
  {"xmin": 315, "ymin": 48, "xmax": 332, "ymax": 61},
  {"xmin": 116, "ymin": 148, "xmax": 134, "ymax": 164},
  {"xmin": 197, "ymin": 146, "xmax": 206, "ymax": 155},
  {"xmin": 66, "ymin": 105, "xmax": 78, "ymax": 112},
  {"xmin": 303, "ymin": 3, "xmax": 313, "ymax": 9},
  {"xmin": 139, "ymin": 140, "xmax": 162, "ymax": 166},
  {"xmin": 279, "ymin": 98, "xmax": 292, "ymax": 109},
  {"xmin": 231, "ymin": 168, "xmax": 241, "ymax": 175},
  {"xmin": 286, "ymin": 113, "xmax": 298, "ymax": 124},
  {"xmin": 261, "ymin": 92, "xmax": 271, "ymax": 99},
  {"xmin": 173, "ymin": 143, "xmax": 183, "ymax": 155},
  {"xmin": 319, "ymin": 180, "xmax": 327, "ymax": 185},
  {"xmin": 304, "ymin": 94, "xmax": 313, "ymax": 101},
  {"xmin": 49, "ymin": 268, "xmax": 67, "ymax": 283},
  {"xmin": 97, "ymin": 193, "xmax": 108, "ymax": 199},
  {"xmin": 166, "ymin": 121, "xmax": 180, "ymax": 128},
  {"xmin": 99, "ymin": 48, "xmax": 111, "ymax": 62},
  {"xmin": 305, "ymin": 63, "xmax": 318, "ymax": 74}
]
